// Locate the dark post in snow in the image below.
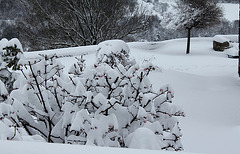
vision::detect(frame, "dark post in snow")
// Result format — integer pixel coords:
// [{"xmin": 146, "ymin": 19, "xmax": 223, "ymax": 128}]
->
[
  {"xmin": 186, "ymin": 28, "xmax": 191, "ymax": 54},
  {"xmin": 238, "ymin": 3, "xmax": 240, "ymax": 78}
]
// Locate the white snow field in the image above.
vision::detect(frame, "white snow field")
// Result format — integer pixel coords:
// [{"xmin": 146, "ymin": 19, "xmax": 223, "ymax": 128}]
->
[
  {"xmin": 1, "ymin": 37, "xmax": 240, "ymax": 154},
  {"xmin": 0, "ymin": 140, "xmax": 202, "ymax": 154},
  {"xmin": 129, "ymin": 38, "xmax": 240, "ymax": 154}
]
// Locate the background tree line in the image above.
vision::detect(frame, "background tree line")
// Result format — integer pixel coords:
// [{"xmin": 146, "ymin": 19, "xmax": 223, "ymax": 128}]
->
[
  {"xmin": 0, "ymin": 0, "xmax": 239, "ymax": 51},
  {"xmin": 16, "ymin": 0, "xmax": 151, "ymax": 50}
]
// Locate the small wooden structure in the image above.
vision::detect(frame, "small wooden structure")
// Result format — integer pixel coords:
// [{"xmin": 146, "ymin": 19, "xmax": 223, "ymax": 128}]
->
[
  {"xmin": 213, "ymin": 35, "xmax": 230, "ymax": 51},
  {"xmin": 213, "ymin": 40, "xmax": 229, "ymax": 51}
]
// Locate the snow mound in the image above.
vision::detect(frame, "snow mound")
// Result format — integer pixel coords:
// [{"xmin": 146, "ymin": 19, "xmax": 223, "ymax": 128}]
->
[
  {"xmin": 97, "ymin": 40, "xmax": 130, "ymax": 55},
  {"xmin": 126, "ymin": 127, "xmax": 164, "ymax": 150},
  {"xmin": 224, "ymin": 43, "xmax": 239, "ymax": 58}
]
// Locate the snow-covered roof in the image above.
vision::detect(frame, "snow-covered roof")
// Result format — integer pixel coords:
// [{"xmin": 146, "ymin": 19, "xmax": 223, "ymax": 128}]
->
[{"xmin": 213, "ymin": 35, "xmax": 229, "ymax": 43}]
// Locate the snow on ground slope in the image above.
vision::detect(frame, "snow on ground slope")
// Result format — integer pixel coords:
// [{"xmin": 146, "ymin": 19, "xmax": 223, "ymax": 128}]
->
[
  {"xmin": 2, "ymin": 37, "xmax": 240, "ymax": 154},
  {"xmin": 129, "ymin": 37, "xmax": 237, "ymax": 77},
  {"xmin": 0, "ymin": 141, "xmax": 202, "ymax": 154},
  {"xmin": 150, "ymin": 70, "xmax": 240, "ymax": 154},
  {"xmin": 129, "ymin": 38, "xmax": 240, "ymax": 154}
]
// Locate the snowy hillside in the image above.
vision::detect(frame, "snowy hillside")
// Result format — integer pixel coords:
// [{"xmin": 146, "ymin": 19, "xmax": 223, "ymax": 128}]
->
[{"xmin": 138, "ymin": 0, "xmax": 239, "ymax": 22}]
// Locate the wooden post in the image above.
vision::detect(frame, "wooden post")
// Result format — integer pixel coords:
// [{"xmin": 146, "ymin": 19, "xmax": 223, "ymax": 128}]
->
[
  {"xmin": 186, "ymin": 28, "xmax": 191, "ymax": 54},
  {"xmin": 238, "ymin": 3, "xmax": 240, "ymax": 77}
]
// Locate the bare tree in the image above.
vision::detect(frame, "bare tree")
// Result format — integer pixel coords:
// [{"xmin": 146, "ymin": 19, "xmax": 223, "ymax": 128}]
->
[
  {"xmin": 18, "ymin": 0, "xmax": 150, "ymax": 50},
  {"xmin": 174, "ymin": 0, "xmax": 223, "ymax": 54}
]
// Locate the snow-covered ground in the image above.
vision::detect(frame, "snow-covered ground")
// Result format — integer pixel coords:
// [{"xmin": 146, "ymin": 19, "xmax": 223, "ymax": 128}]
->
[
  {"xmin": 130, "ymin": 38, "xmax": 240, "ymax": 154},
  {"xmin": 1, "ymin": 37, "xmax": 240, "ymax": 154},
  {"xmin": 0, "ymin": 140, "xmax": 203, "ymax": 154}
]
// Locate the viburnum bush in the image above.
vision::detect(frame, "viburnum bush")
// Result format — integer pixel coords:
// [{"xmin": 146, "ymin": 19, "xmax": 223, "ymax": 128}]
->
[
  {"xmin": 65, "ymin": 40, "xmax": 185, "ymax": 150},
  {"xmin": 0, "ymin": 82, "xmax": 21, "ymax": 141},
  {"xmin": 68, "ymin": 55, "xmax": 86, "ymax": 77},
  {"xmin": 2, "ymin": 40, "xmax": 185, "ymax": 151},
  {"xmin": 10, "ymin": 54, "xmax": 67, "ymax": 142},
  {"xmin": 0, "ymin": 38, "xmax": 23, "ymax": 93},
  {"xmin": 0, "ymin": 38, "xmax": 44, "ymax": 141}
]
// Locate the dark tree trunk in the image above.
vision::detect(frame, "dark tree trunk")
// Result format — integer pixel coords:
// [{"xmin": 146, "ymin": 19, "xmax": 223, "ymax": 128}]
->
[{"xmin": 186, "ymin": 28, "xmax": 191, "ymax": 54}]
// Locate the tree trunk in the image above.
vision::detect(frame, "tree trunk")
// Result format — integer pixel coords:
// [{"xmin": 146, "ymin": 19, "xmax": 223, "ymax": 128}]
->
[{"xmin": 186, "ymin": 28, "xmax": 191, "ymax": 54}]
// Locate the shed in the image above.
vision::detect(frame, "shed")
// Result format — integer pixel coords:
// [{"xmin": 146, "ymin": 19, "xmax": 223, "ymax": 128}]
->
[{"xmin": 213, "ymin": 35, "xmax": 230, "ymax": 51}]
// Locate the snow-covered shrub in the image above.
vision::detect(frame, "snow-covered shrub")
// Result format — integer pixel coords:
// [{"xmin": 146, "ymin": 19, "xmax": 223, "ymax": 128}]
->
[
  {"xmin": 96, "ymin": 40, "xmax": 134, "ymax": 68},
  {"xmin": 0, "ymin": 101, "xmax": 46, "ymax": 142},
  {"xmin": 0, "ymin": 102, "xmax": 23, "ymax": 141},
  {"xmin": 0, "ymin": 38, "xmax": 23, "ymax": 70},
  {"xmin": 9, "ymin": 40, "xmax": 184, "ymax": 151},
  {"xmin": 0, "ymin": 38, "xmax": 23, "ymax": 93},
  {"xmin": 62, "ymin": 40, "xmax": 185, "ymax": 151},
  {"xmin": 68, "ymin": 62, "xmax": 184, "ymax": 150},
  {"xmin": 0, "ymin": 81, "xmax": 44, "ymax": 142},
  {"xmin": 68, "ymin": 55, "xmax": 86, "ymax": 76},
  {"xmin": 11, "ymin": 54, "xmax": 67, "ymax": 142},
  {"xmin": 0, "ymin": 80, "xmax": 8, "ymax": 101}
]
